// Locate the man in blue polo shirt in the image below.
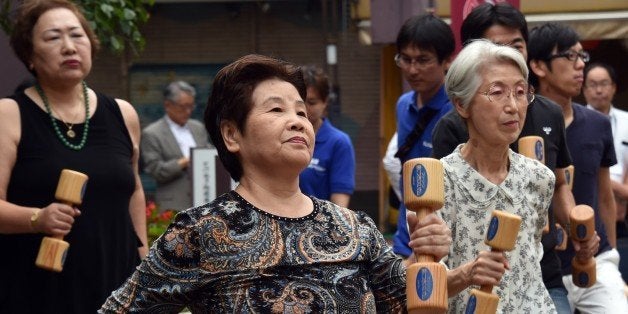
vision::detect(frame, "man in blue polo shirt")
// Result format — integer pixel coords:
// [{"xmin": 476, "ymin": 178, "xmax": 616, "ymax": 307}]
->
[{"xmin": 391, "ymin": 13, "xmax": 454, "ymax": 256}]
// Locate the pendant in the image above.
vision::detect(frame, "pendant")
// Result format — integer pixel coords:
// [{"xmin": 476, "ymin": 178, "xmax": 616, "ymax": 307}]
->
[{"xmin": 67, "ymin": 129, "xmax": 76, "ymax": 138}]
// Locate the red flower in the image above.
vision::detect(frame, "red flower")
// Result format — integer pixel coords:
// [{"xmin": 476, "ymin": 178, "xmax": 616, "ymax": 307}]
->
[{"xmin": 145, "ymin": 202, "xmax": 177, "ymax": 245}]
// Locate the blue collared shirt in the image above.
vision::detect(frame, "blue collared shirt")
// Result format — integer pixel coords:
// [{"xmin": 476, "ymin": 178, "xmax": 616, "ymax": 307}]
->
[{"xmin": 393, "ymin": 85, "xmax": 453, "ymax": 257}]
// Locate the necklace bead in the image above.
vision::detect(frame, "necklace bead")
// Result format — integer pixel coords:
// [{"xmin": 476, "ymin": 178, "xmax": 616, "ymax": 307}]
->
[{"xmin": 35, "ymin": 81, "xmax": 90, "ymax": 150}]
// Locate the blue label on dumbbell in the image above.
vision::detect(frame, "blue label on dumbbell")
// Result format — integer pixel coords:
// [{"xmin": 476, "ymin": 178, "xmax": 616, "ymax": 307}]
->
[
  {"xmin": 81, "ymin": 180, "xmax": 88, "ymax": 199},
  {"xmin": 565, "ymin": 169, "xmax": 571, "ymax": 185},
  {"xmin": 416, "ymin": 267, "xmax": 433, "ymax": 301},
  {"xmin": 487, "ymin": 216, "xmax": 499, "ymax": 241},
  {"xmin": 465, "ymin": 295, "xmax": 477, "ymax": 314},
  {"xmin": 578, "ymin": 271, "xmax": 589, "ymax": 286},
  {"xmin": 535, "ymin": 140, "xmax": 544, "ymax": 161},
  {"xmin": 411, "ymin": 164, "xmax": 428, "ymax": 197},
  {"xmin": 576, "ymin": 224, "xmax": 587, "ymax": 240},
  {"xmin": 555, "ymin": 227, "xmax": 564, "ymax": 244},
  {"xmin": 61, "ymin": 247, "xmax": 68, "ymax": 266}
]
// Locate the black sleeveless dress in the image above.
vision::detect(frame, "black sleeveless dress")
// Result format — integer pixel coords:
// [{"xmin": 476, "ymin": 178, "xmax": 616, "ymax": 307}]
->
[{"xmin": 0, "ymin": 91, "xmax": 141, "ymax": 313}]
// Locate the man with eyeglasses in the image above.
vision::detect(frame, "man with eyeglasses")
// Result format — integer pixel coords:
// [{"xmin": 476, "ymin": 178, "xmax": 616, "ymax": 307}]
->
[
  {"xmin": 529, "ymin": 22, "xmax": 628, "ymax": 313},
  {"xmin": 141, "ymin": 80, "xmax": 211, "ymax": 211},
  {"xmin": 390, "ymin": 13, "xmax": 455, "ymax": 258},
  {"xmin": 584, "ymin": 63, "xmax": 628, "ymax": 239},
  {"xmin": 430, "ymin": 4, "xmax": 578, "ymax": 312}
]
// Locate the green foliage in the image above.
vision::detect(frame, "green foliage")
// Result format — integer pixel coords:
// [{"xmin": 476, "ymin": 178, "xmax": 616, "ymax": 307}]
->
[{"xmin": 0, "ymin": 0, "xmax": 155, "ymax": 54}]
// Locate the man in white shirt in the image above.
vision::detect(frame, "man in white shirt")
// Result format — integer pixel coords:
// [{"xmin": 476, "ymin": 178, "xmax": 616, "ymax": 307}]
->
[
  {"xmin": 141, "ymin": 81, "xmax": 210, "ymax": 211},
  {"xmin": 584, "ymin": 62, "xmax": 628, "ymax": 236}
]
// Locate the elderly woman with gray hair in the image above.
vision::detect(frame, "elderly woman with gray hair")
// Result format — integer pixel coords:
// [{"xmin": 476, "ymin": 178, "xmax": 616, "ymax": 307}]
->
[{"xmin": 440, "ymin": 40, "xmax": 557, "ymax": 312}]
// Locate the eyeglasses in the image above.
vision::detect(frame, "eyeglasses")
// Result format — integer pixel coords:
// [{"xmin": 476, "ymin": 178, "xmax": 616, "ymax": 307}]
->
[
  {"xmin": 394, "ymin": 53, "xmax": 437, "ymax": 70},
  {"xmin": 547, "ymin": 50, "xmax": 590, "ymax": 63},
  {"xmin": 479, "ymin": 83, "xmax": 535, "ymax": 104},
  {"xmin": 584, "ymin": 80, "xmax": 613, "ymax": 90}
]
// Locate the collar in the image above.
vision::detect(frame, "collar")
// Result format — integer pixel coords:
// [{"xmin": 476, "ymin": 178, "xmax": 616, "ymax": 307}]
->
[
  {"xmin": 446, "ymin": 145, "xmax": 523, "ymax": 206},
  {"xmin": 407, "ymin": 85, "xmax": 449, "ymax": 113},
  {"xmin": 165, "ymin": 115, "xmax": 188, "ymax": 130},
  {"xmin": 586, "ymin": 103, "xmax": 615, "ymax": 117},
  {"xmin": 315, "ymin": 118, "xmax": 332, "ymax": 143}
]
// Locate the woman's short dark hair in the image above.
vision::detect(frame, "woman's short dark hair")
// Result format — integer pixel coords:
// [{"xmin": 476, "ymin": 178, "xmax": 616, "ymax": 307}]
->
[
  {"xmin": 300, "ymin": 65, "xmax": 330, "ymax": 101},
  {"xmin": 204, "ymin": 54, "xmax": 306, "ymax": 181},
  {"xmin": 10, "ymin": 0, "xmax": 100, "ymax": 76}
]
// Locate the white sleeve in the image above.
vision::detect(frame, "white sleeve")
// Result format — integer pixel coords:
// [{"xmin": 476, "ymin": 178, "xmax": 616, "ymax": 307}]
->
[{"xmin": 382, "ymin": 133, "xmax": 402, "ymax": 200}]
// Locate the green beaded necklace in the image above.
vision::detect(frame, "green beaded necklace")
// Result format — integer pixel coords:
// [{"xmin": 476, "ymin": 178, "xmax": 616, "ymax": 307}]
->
[{"xmin": 35, "ymin": 81, "xmax": 90, "ymax": 150}]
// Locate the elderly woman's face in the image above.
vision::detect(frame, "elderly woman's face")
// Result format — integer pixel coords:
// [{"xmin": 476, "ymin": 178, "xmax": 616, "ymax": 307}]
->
[
  {"xmin": 30, "ymin": 8, "xmax": 92, "ymax": 82},
  {"xmin": 231, "ymin": 78, "xmax": 314, "ymax": 173},
  {"xmin": 459, "ymin": 62, "xmax": 529, "ymax": 146}
]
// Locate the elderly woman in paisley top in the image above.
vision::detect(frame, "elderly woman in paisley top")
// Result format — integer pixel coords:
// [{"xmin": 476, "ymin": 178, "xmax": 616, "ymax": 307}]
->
[
  {"xmin": 0, "ymin": 0, "xmax": 146, "ymax": 313},
  {"xmin": 100, "ymin": 54, "xmax": 452, "ymax": 313}
]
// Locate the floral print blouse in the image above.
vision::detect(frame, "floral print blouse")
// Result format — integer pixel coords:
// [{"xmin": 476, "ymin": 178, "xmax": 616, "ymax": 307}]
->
[
  {"xmin": 439, "ymin": 145, "xmax": 556, "ymax": 313},
  {"xmin": 100, "ymin": 191, "xmax": 407, "ymax": 313}
]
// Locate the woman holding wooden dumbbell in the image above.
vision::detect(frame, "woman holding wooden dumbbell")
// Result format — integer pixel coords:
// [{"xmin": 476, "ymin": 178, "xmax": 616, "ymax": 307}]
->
[
  {"xmin": 437, "ymin": 40, "xmax": 557, "ymax": 313},
  {"xmin": 0, "ymin": 1, "xmax": 147, "ymax": 313}
]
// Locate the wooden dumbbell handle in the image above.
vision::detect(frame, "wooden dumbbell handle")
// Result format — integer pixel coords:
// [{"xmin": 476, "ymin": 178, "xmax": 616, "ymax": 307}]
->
[
  {"xmin": 414, "ymin": 208, "xmax": 435, "ymax": 264},
  {"xmin": 36, "ymin": 169, "xmax": 87, "ymax": 272},
  {"xmin": 478, "ymin": 248, "xmax": 502, "ymax": 293}
]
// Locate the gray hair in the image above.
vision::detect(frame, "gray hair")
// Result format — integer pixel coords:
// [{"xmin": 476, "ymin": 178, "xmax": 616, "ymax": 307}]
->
[
  {"xmin": 163, "ymin": 80, "xmax": 196, "ymax": 103},
  {"xmin": 445, "ymin": 39, "xmax": 528, "ymax": 109}
]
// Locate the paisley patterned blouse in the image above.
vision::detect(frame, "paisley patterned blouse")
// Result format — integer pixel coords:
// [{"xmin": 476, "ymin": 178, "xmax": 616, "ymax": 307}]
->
[
  {"xmin": 439, "ymin": 146, "xmax": 557, "ymax": 313},
  {"xmin": 100, "ymin": 191, "xmax": 407, "ymax": 313}
]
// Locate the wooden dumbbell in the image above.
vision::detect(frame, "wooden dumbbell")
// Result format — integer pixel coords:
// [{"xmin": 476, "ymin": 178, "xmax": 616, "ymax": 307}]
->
[
  {"xmin": 517, "ymin": 136, "xmax": 552, "ymax": 234},
  {"xmin": 35, "ymin": 169, "xmax": 88, "ymax": 272},
  {"xmin": 555, "ymin": 223, "xmax": 568, "ymax": 251},
  {"xmin": 465, "ymin": 210, "xmax": 521, "ymax": 314},
  {"xmin": 569, "ymin": 205, "xmax": 596, "ymax": 288},
  {"xmin": 564, "ymin": 165, "xmax": 574, "ymax": 191},
  {"xmin": 518, "ymin": 136, "xmax": 545, "ymax": 164},
  {"xmin": 554, "ymin": 165, "xmax": 575, "ymax": 251},
  {"xmin": 403, "ymin": 158, "xmax": 447, "ymax": 314}
]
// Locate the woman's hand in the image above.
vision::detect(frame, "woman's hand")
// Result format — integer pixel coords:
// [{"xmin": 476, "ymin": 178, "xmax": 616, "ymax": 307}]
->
[
  {"xmin": 34, "ymin": 203, "xmax": 81, "ymax": 236},
  {"xmin": 407, "ymin": 212, "xmax": 452, "ymax": 261},
  {"xmin": 572, "ymin": 230, "xmax": 600, "ymax": 261},
  {"xmin": 465, "ymin": 250, "xmax": 509, "ymax": 287}
]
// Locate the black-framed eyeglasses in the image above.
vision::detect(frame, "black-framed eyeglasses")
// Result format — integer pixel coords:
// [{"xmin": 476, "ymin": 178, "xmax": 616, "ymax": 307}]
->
[
  {"xmin": 547, "ymin": 50, "xmax": 590, "ymax": 63},
  {"xmin": 478, "ymin": 82, "xmax": 535, "ymax": 104}
]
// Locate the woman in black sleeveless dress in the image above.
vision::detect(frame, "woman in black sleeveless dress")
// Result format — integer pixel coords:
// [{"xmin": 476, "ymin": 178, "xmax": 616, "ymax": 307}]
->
[{"xmin": 0, "ymin": 1, "xmax": 147, "ymax": 312}]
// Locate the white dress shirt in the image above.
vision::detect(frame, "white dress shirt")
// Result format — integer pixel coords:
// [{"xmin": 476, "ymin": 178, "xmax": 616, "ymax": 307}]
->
[
  {"xmin": 587, "ymin": 104, "xmax": 628, "ymax": 182},
  {"xmin": 165, "ymin": 116, "xmax": 197, "ymax": 158}
]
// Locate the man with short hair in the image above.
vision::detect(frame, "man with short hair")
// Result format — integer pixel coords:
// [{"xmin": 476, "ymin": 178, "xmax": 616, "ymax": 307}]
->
[
  {"xmin": 430, "ymin": 4, "xmax": 575, "ymax": 312},
  {"xmin": 529, "ymin": 22, "xmax": 627, "ymax": 313},
  {"xmin": 141, "ymin": 81, "xmax": 210, "ymax": 211},
  {"xmin": 584, "ymin": 62, "xmax": 628, "ymax": 236},
  {"xmin": 391, "ymin": 13, "xmax": 455, "ymax": 257}
]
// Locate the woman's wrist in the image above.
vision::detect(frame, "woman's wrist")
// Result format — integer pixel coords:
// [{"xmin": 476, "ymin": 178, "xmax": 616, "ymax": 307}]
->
[{"xmin": 30, "ymin": 208, "xmax": 42, "ymax": 233}]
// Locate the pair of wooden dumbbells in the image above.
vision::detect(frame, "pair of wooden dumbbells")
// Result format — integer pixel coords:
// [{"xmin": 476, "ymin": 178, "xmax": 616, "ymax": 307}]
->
[
  {"xmin": 403, "ymin": 155, "xmax": 595, "ymax": 313},
  {"xmin": 519, "ymin": 136, "xmax": 567, "ymax": 251},
  {"xmin": 35, "ymin": 169, "xmax": 88, "ymax": 272},
  {"xmin": 402, "ymin": 158, "xmax": 521, "ymax": 314},
  {"xmin": 519, "ymin": 136, "xmax": 596, "ymax": 288}
]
